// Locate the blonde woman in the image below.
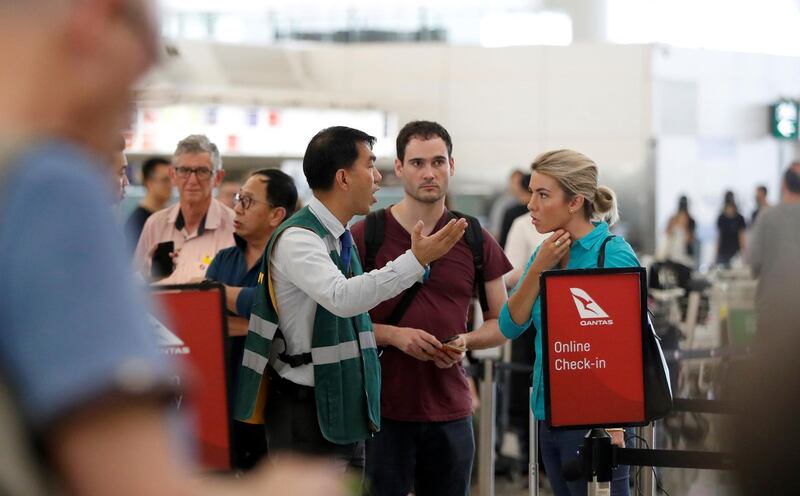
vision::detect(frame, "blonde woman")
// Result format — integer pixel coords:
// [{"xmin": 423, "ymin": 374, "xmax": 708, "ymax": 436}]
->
[{"xmin": 499, "ymin": 150, "xmax": 639, "ymax": 496}]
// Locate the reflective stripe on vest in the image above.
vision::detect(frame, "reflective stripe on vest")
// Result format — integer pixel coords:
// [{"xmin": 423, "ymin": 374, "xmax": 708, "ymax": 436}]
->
[
  {"xmin": 242, "ymin": 349, "xmax": 268, "ymax": 373},
  {"xmin": 249, "ymin": 313, "xmax": 278, "ymax": 340},
  {"xmin": 310, "ymin": 331, "xmax": 377, "ymax": 365}
]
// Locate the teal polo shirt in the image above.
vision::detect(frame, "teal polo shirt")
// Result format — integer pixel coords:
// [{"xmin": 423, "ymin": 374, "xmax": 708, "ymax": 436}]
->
[{"xmin": 498, "ymin": 221, "xmax": 639, "ymax": 420}]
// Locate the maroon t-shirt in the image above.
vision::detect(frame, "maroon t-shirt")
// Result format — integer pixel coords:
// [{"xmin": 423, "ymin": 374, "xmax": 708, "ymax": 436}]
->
[{"xmin": 351, "ymin": 207, "xmax": 512, "ymax": 422}]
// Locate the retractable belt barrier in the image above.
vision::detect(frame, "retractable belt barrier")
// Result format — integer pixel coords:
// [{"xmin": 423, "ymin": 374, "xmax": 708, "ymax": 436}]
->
[
  {"xmin": 474, "ymin": 357, "xmax": 739, "ymax": 496},
  {"xmin": 570, "ymin": 428, "xmax": 736, "ymax": 495},
  {"xmin": 666, "ymin": 346, "xmax": 750, "ymax": 360}
]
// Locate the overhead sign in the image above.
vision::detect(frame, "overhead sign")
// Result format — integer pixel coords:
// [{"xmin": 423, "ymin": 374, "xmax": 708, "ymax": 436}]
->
[
  {"xmin": 150, "ymin": 283, "xmax": 233, "ymax": 471},
  {"xmin": 541, "ymin": 268, "xmax": 648, "ymax": 429},
  {"xmin": 126, "ymin": 104, "xmax": 398, "ymax": 158},
  {"xmin": 770, "ymin": 100, "xmax": 799, "ymax": 140}
]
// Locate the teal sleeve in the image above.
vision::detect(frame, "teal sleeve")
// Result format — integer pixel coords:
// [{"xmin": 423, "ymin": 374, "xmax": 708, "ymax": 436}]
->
[
  {"xmin": 499, "ymin": 303, "xmax": 534, "ymax": 339},
  {"xmin": 499, "ymin": 247, "xmax": 538, "ymax": 339}
]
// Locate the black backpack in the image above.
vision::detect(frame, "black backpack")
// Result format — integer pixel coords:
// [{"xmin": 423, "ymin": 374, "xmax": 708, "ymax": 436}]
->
[{"xmin": 363, "ymin": 208, "xmax": 489, "ymax": 325}]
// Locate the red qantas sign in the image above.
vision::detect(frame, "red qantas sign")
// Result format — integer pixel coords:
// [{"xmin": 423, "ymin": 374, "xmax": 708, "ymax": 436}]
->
[
  {"xmin": 152, "ymin": 285, "xmax": 232, "ymax": 471},
  {"xmin": 542, "ymin": 270, "xmax": 646, "ymax": 428}
]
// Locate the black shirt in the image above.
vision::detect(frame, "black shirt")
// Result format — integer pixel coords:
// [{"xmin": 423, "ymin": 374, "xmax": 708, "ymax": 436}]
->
[
  {"xmin": 716, "ymin": 212, "xmax": 746, "ymax": 264},
  {"xmin": 499, "ymin": 203, "xmax": 529, "ymax": 249},
  {"xmin": 124, "ymin": 205, "xmax": 153, "ymax": 250}
]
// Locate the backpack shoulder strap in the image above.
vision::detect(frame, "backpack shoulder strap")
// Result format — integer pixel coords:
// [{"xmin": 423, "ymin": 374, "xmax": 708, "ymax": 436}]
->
[
  {"xmin": 363, "ymin": 208, "xmax": 386, "ymax": 273},
  {"xmin": 450, "ymin": 210, "xmax": 489, "ymax": 312},
  {"xmin": 597, "ymin": 235, "xmax": 617, "ymax": 268}
]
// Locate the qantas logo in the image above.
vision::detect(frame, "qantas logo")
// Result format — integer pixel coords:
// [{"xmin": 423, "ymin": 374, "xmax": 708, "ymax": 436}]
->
[
  {"xmin": 148, "ymin": 315, "xmax": 191, "ymax": 355},
  {"xmin": 568, "ymin": 288, "xmax": 614, "ymax": 326}
]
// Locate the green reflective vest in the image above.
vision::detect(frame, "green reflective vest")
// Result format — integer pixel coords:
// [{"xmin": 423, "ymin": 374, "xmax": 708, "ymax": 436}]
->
[{"xmin": 235, "ymin": 206, "xmax": 381, "ymax": 444}]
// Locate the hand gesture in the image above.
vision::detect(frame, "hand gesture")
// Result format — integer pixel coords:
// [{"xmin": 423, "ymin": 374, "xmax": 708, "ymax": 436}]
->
[
  {"xmin": 530, "ymin": 229, "xmax": 571, "ymax": 274},
  {"xmin": 410, "ymin": 218, "xmax": 468, "ymax": 266}
]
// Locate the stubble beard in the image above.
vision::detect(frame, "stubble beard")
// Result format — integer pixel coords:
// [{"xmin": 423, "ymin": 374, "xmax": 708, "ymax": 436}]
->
[{"xmin": 406, "ymin": 183, "xmax": 446, "ymax": 204}]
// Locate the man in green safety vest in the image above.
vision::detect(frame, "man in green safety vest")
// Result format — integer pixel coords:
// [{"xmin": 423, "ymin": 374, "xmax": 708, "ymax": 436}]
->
[{"xmin": 236, "ymin": 126, "xmax": 468, "ymax": 474}]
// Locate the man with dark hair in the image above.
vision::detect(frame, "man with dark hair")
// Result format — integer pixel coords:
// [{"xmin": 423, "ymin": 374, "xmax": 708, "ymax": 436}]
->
[
  {"xmin": 351, "ymin": 120, "xmax": 512, "ymax": 495},
  {"xmin": 749, "ymin": 163, "xmax": 800, "ymax": 340},
  {"xmin": 0, "ymin": 0, "xmax": 343, "ymax": 494},
  {"xmin": 751, "ymin": 184, "xmax": 769, "ymax": 225},
  {"xmin": 235, "ymin": 126, "xmax": 468, "ymax": 474},
  {"xmin": 217, "ymin": 177, "xmax": 241, "ymax": 209},
  {"xmin": 206, "ymin": 168, "xmax": 298, "ymax": 470},
  {"xmin": 125, "ymin": 156, "xmax": 172, "ymax": 246},
  {"xmin": 498, "ymin": 172, "xmax": 533, "ymax": 248}
]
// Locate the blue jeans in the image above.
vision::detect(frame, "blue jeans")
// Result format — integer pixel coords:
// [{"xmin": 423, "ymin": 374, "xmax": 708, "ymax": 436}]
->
[
  {"xmin": 366, "ymin": 417, "xmax": 474, "ymax": 496},
  {"xmin": 539, "ymin": 422, "xmax": 630, "ymax": 496}
]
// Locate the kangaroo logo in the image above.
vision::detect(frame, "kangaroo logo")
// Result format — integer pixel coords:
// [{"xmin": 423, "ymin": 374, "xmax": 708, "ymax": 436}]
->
[
  {"xmin": 569, "ymin": 288, "xmax": 610, "ymax": 319},
  {"xmin": 148, "ymin": 314, "xmax": 190, "ymax": 354}
]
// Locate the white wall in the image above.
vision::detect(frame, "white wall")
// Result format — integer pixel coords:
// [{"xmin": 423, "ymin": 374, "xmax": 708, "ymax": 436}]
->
[
  {"xmin": 145, "ymin": 41, "xmax": 800, "ymax": 254},
  {"xmin": 144, "ymin": 41, "xmax": 655, "ymax": 247},
  {"xmin": 651, "ymin": 46, "xmax": 800, "ymax": 265},
  {"xmin": 302, "ymin": 43, "xmax": 651, "ymax": 185},
  {"xmin": 303, "ymin": 43, "xmax": 656, "ymax": 249}
]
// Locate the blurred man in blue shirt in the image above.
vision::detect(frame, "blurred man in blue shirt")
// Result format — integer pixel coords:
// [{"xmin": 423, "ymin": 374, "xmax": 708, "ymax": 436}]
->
[{"xmin": 0, "ymin": 1, "xmax": 343, "ymax": 494}]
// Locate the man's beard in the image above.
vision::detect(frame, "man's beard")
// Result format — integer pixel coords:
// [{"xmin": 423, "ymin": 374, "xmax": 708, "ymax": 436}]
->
[{"xmin": 406, "ymin": 183, "xmax": 445, "ymax": 204}]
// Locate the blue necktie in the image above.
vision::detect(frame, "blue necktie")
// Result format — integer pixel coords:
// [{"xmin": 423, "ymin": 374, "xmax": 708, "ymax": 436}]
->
[{"xmin": 340, "ymin": 229, "xmax": 353, "ymax": 273}]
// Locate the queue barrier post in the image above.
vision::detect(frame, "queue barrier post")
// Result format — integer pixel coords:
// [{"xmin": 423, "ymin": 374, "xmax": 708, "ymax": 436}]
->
[
  {"xmin": 478, "ymin": 359, "xmax": 496, "ymax": 496},
  {"xmin": 529, "ymin": 386, "xmax": 539, "ymax": 496}
]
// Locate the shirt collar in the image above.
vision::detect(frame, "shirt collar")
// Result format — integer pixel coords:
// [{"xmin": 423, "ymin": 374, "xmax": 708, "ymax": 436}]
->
[
  {"xmin": 576, "ymin": 221, "xmax": 610, "ymax": 250},
  {"xmin": 175, "ymin": 210, "xmax": 207, "ymax": 235},
  {"xmin": 308, "ymin": 196, "xmax": 347, "ymax": 239},
  {"xmin": 171, "ymin": 199, "xmax": 226, "ymax": 235}
]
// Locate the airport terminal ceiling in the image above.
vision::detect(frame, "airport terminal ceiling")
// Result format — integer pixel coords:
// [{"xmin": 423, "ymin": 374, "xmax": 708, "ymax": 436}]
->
[{"xmin": 135, "ymin": 0, "xmax": 800, "ymax": 262}]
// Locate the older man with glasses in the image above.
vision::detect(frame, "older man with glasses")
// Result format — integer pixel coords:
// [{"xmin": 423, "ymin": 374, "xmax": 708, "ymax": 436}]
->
[{"xmin": 134, "ymin": 134, "xmax": 236, "ymax": 284}]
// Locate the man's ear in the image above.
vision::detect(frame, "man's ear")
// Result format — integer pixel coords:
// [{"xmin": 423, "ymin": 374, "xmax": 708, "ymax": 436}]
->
[
  {"xmin": 334, "ymin": 169, "xmax": 349, "ymax": 191},
  {"xmin": 394, "ymin": 158, "xmax": 403, "ymax": 177},
  {"xmin": 449, "ymin": 156, "xmax": 455, "ymax": 177},
  {"xmin": 270, "ymin": 207, "xmax": 287, "ymax": 228},
  {"xmin": 213, "ymin": 169, "xmax": 226, "ymax": 188}
]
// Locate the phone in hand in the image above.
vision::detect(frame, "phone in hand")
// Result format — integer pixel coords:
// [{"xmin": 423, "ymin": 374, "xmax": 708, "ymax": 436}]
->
[
  {"xmin": 151, "ymin": 241, "xmax": 175, "ymax": 280},
  {"xmin": 441, "ymin": 335, "xmax": 466, "ymax": 353}
]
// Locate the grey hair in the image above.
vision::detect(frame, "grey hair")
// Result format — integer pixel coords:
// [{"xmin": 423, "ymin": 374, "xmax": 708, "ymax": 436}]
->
[{"xmin": 173, "ymin": 134, "xmax": 222, "ymax": 171}]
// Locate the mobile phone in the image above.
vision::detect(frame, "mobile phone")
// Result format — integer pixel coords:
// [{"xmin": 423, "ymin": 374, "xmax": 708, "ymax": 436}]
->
[
  {"xmin": 441, "ymin": 335, "xmax": 458, "ymax": 344},
  {"xmin": 151, "ymin": 241, "xmax": 175, "ymax": 279}
]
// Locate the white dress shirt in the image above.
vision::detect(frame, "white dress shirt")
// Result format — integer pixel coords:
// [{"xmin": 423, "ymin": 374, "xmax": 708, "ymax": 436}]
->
[{"xmin": 270, "ymin": 196, "xmax": 424, "ymax": 386}]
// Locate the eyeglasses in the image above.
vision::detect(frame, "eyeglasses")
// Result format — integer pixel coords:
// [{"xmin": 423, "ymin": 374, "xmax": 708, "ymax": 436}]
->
[
  {"xmin": 175, "ymin": 167, "xmax": 214, "ymax": 180},
  {"xmin": 234, "ymin": 192, "xmax": 270, "ymax": 210}
]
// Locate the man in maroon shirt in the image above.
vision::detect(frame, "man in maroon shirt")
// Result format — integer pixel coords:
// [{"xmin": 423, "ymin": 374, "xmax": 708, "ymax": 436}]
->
[{"xmin": 352, "ymin": 121, "xmax": 512, "ymax": 496}]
